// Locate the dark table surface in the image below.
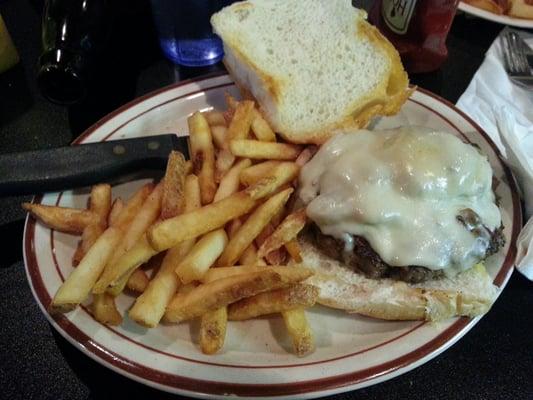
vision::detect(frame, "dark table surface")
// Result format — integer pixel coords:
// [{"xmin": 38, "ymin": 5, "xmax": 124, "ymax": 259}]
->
[{"xmin": 1, "ymin": 1, "xmax": 532, "ymax": 399}]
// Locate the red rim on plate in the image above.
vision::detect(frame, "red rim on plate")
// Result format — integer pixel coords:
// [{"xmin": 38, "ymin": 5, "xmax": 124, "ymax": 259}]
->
[{"xmin": 23, "ymin": 73, "xmax": 522, "ymax": 398}]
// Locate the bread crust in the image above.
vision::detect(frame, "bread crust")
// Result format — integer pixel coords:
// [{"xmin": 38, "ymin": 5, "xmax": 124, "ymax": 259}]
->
[{"xmin": 298, "ymin": 237, "xmax": 499, "ymax": 321}]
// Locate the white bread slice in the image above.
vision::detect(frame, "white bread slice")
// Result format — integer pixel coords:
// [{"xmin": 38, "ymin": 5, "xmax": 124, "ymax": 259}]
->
[
  {"xmin": 211, "ymin": 0, "xmax": 412, "ymax": 144},
  {"xmin": 298, "ymin": 237, "xmax": 499, "ymax": 322}
]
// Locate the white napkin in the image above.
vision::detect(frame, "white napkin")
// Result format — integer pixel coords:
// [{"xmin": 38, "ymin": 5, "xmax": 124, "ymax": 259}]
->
[{"xmin": 457, "ymin": 28, "xmax": 533, "ymax": 280}]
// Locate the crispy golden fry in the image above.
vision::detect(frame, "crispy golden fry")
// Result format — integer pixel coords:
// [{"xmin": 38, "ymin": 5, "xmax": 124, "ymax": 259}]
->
[
  {"xmin": 147, "ymin": 191, "xmax": 257, "ymax": 252},
  {"xmin": 284, "ymin": 240, "xmax": 303, "ymax": 263},
  {"xmin": 203, "ymin": 110, "xmax": 227, "ymax": 126},
  {"xmin": 108, "ymin": 198, "xmax": 124, "ymax": 227},
  {"xmin": 229, "ymin": 140, "xmax": 302, "ymax": 161},
  {"xmin": 215, "ymin": 148, "xmax": 236, "ymax": 183},
  {"xmin": 226, "ymin": 100, "xmax": 255, "ymax": 142},
  {"xmin": 126, "ymin": 269, "xmax": 150, "ymax": 293},
  {"xmin": 175, "ymin": 228, "xmax": 228, "ymax": 284},
  {"xmin": 244, "ymin": 162, "xmax": 300, "ymax": 200},
  {"xmin": 251, "ymin": 110, "xmax": 276, "ymax": 142},
  {"xmin": 200, "ymin": 307, "xmax": 228, "ymax": 355},
  {"xmin": 228, "ymin": 284, "xmax": 318, "ymax": 321},
  {"xmin": 257, "ymin": 209, "xmax": 307, "ymax": 259},
  {"xmin": 282, "ymin": 309, "xmax": 315, "ymax": 357},
  {"xmin": 73, "ymin": 223, "xmax": 106, "ymax": 266},
  {"xmin": 239, "ymin": 160, "xmax": 281, "ymax": 187},
  {"xmin": 265, "ymin": 248, "xmax": 287, "ymax": 265},
  {"xmin": 239, "ymin": 242, "xmax": 265, "ymax": 265},
  {"xmin": 161, "ymin": 151, "xmax": 186, "ymax": 220},
  {"xmin": 90, "ymin": 293, "xmax": 122, "ymax": 326},
  {"xmin": 218, "ymin": 188, "xmax": 293, "ymax": 267},
  {"xmin": 22, "ymin": 203, "xmax": 98, "ymax": 234},
  {"xmin": 164, "ymin": 266, "xmax": 313, "ymax": 323},
  {"xmin": 129, "ymin": 241, "xmax": 194, "ymax": 327},
  {"xmin": 50, "ymin": 226, "xmax": 123, "ymax": 313},
  {"xmin": 112, "ymin": 183, "xmax": 153, "ymax": 229},
  {"xmin": 129, "ymin": 174, "xmax": 201, "ymax": 327},
  {"xmin": 202, "ymin": 265, "xmax": 311, "ymax": 283},
  {"xmin": 295, "ymin": 146, "xmax": 318, "ymax": 166},
  {"xmin": 225, "ymin": 92, "xmax": 239, "ymax": 110},
  {"xmin": 148, "ymin": 161, "xmax": 296, "ymax": 252},
  {"xmin": 188, "ymin": 112, "xmax": 216, "ymax": 205},
  {"xmin": 90, "ymin": 184, "xmax": 112, "ymax": 222},
  {"xmin": 214, "ymin": 158, "xmax": 252, "ymax": 202},
  {"xmin": 73, "ymin": 184, "xmax": 112, "ymax": 266},
  {"xmin": 211, "ymin": 125, "xmax": 228, "ymax": 150},
  {"xmin": 99, "ymin": 235, "xmax": 157, "ymax": 289},
  {"xmin": 93, "ymin": 183, "xmax": 163, "ymax": 294}
]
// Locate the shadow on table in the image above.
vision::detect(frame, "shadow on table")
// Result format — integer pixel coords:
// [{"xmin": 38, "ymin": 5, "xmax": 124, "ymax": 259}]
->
[
  {"xmin": 0, "ymin": 64, "xmax": 34, "ymax": 128},
  {"xmin": 66, "ymin": 0, "xmax": 162, "ymax": 139},
  {"xmin": 0, "ymin": 219, "xmax": 25, "ymax": 267}
]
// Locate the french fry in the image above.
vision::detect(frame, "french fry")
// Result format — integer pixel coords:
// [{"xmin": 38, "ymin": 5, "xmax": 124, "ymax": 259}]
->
[
  {"xmin": 202, "ymin": 265, "xmax": 311, "ymax": 283},
  {"xmin": 161, "ymin": 151, "xmax": 186, "ymax": 220},
  {"xmin": 244, "ymin": 162, "xmax": 300, "ymax": 200},
  {"xmin": 129, "ymin": 241, "xmax": 194, "ymax": 327},
  {"xmin": 226, "ymin": 100, "xmax": 255, "ymax": 142},
  {"xmin": 215, "ymin": 148, "xmax": 236, "ymax": 183},
  {"xmin": 204, "ymin": 110, "xmax": 226, "ymax": 126},
  {"xmin": 239, "ymin": 242, "xmax": 266, "ymax": 265},
  {"xmin": 99, "ymin": 235, "xmax": 157, "ymax": 289},
  {"xmin": 200, "ymin": 307, "xmax": 227, "ymax": 355},
  {"xmin": 50, "ymin": 226, "xmax": 123, "ymax": 313},
  {"xmin": 22, "ymin": 203, "xmax": 98, "ymax": 234},
  {"xmin": 282, "ymin": 309, "xmax": 315, "ymax": 357},
  {"xmin": 240, "ymin": 160, "xmax": 281, "ymax": 186},
  {"xmin": 175, "ymin": 228, "xmax": 228, "ymax": 284},
  {"xmin": 214, "ymin": 158, "xmax": 252, "ymax": 202},
  {"xmin": 225, "ymin": 92, "xmax": 239, "ymax": 110},
  {"xmin": 228, "ymin": 284, "xmax": 318, "ymax": 320},
  {"xmin": 211, "ymin": 125, "xmax": 228, "ymax": 150},
  {"xmin": 284, "ymin": 240, "xmax": 303, "ymax": 263},
  {"xmin": 189, "ymin": 112, "xmax": 216, "ymax": 205},
  {"xmin": 93, "ymin": 183, "xmax": 163, "ymax": 294},
  {"xmin": 112, "ymin": 183, "xmax": 153, "ymax": 229},
  {"xmin": 73, "ymin": 184, "xmax": 112, "ymax": 266},
  {"xmin": 164, "ymin": 266, "xmax": 313, "ymax": 323},
  {"xmin": 108, "ymin": 198, "xmax": 124, "ymax": 227},
  {"xmin": 147, "ymin": 190, "xmax": 257, "ymax": 252},
  {"xmin": 295, "ymin": 146, "xmax": 318, "ymax": 166},
  {"xmin": 129, "ymin": 174, "xmax": 202, "ymax": 328},
  {"xmin": 251, "ymin": 110, "xmax": 276, "ymax": 142},
  {"xmin": 90, "ymin": 293, "xmax": 122, "ymax": 326},
  {"xmin": 126, "ymin": 269, "xmax": 150, "ymax": 293},
  {"xmin": 217, "ymin": 188, "xmax": 293, "ymax": 267},
  {"xmin": 257, "ymin": 209, "xmax": 307, "ymax": 259},
  {"xmin": 229, "ymin": 140, "xmax": 302, "ymax": 160}
]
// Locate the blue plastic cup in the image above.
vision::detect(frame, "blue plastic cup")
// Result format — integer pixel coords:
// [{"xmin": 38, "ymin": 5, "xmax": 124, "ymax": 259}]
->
[{"xmin": 150, "ymin": 0, "xmax": 235, "ymax": 67}]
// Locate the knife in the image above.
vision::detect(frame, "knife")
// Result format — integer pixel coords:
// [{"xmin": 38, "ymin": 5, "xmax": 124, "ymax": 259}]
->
[{"xmin": 0, "ymin": 134, "xmax": 189, "ymax": 196}]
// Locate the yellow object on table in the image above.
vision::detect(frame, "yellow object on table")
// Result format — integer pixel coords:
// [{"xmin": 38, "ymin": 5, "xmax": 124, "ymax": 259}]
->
[{"xmin": 0, "ymin": 14, "xmax": 19, "ymax": 73}]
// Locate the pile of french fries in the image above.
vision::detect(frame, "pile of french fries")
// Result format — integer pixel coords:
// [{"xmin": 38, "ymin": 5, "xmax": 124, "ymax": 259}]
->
[{"xmin": 23, "ymin": 95, "xmax": 319, "ymax": 357}]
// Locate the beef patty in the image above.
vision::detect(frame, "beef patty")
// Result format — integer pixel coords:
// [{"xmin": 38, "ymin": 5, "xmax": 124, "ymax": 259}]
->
[{"xmin": 310, "ymin": 209, "xmax": 505, "ymax": 284}]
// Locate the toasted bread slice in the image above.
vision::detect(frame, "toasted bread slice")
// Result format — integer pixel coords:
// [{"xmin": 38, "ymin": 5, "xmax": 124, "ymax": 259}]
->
[
  {"xmin": 298, "ymin": 237, "xmax": 499, "ymax": 322},
  {"xmin": 211, "ymin": 0, "xmax": 412, "ymax": 144}
]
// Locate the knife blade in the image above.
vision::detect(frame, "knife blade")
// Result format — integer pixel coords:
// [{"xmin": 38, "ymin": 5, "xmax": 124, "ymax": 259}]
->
[{"xmin": 0, "ymin": 134, "xmax": 189, "ymax": 196}]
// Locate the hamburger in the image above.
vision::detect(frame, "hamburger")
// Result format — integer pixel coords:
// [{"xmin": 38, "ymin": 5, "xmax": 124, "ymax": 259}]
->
[{"xmin": 297, "ymin": 127, "xmax": 504, "ymax": 321}]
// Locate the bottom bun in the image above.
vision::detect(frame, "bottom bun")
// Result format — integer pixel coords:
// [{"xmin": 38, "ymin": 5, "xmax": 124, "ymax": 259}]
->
[{"xmin": 298, "ymin": 237, "xmax": 499, "ymax": 322}]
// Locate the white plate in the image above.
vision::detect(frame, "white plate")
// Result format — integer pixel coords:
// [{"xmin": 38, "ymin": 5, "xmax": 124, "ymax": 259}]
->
[
  {"xmin": 23, "ymin": 73, "xmax": 522, "ymax": 399},
  {"xmin": 459, "ymin": 2, "xmax": 533, "ymax": 28}
]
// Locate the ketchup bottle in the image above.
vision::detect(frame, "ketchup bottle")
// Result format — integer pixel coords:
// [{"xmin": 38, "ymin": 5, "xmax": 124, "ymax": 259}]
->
[{"xmin": 369, "ymin": 0, "xmax": 459, "ymax": 74}]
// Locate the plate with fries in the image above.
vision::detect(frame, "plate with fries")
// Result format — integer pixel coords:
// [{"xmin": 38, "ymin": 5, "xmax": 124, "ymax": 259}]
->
[
  {"xmin": 23, "ymin": 73, "xmax": 521, "ymax": 399},
  {"xmin": 459, "ymin": 2, "xmax": 533, "ymax": 28}
]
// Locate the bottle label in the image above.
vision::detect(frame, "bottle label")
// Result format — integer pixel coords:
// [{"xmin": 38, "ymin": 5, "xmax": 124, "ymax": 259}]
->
[{"xmin": 381, "ymin": 0, "xmax": 417, "ymax": 35}]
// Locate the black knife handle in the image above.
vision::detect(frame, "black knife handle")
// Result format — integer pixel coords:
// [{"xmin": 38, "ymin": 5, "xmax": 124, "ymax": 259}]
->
[{"xmin": 0, "ymin": 134, "xmax": 189, "ymax": 196}]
